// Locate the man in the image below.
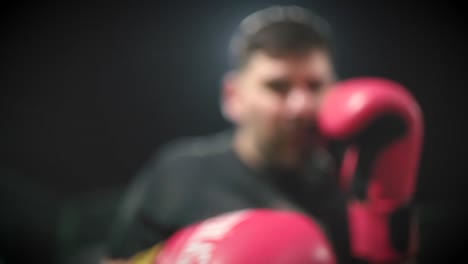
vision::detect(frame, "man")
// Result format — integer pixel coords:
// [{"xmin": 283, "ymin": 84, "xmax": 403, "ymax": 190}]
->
[{"xmin": 103, "ymin": 5, "xmax": 414, "ymax": 264}]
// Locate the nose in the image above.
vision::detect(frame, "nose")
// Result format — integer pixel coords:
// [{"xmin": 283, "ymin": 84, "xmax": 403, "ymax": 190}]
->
[{"xmin": 284, "ymin": 88, "xmax": 318, "ymax": 121}]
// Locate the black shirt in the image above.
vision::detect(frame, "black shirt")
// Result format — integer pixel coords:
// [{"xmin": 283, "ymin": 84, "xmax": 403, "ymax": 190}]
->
[{"xmin": 106, "ymin": 130, "xmax": 359, "ymax": 263}]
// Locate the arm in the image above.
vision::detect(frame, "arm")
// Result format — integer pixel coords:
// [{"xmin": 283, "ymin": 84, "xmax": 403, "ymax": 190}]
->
[
  {"xmin": 103, "ymin": 138, "xmax": 206, "ymax": 263},
  {"xmin": 103, "ymin": 149, "xmax": 178, "ymax": 262}
]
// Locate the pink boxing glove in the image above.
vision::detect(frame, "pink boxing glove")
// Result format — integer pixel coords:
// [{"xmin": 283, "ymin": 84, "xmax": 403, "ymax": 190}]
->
[
  {"xmin": 317, "ymin": 77, "xmax": 424, "ymax": 263},
  {"xmin": 154, "ymin": 209, "xmax": 336, "ymax": 264}
]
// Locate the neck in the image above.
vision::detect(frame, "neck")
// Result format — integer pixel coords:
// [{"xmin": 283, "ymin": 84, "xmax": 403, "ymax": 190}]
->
[
  {"xmin": 232, "ymin": 128, "xmax": 322, "ymax": 174},
  {"xmin": 232, "ymin": 128, "xmax": 266, "ymax": 171}
]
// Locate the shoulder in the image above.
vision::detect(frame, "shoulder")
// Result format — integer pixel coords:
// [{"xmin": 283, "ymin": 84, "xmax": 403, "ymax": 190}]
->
[
  {"xmin": 139, "ymin": 128, "xmax": 233, "ymax": 187},
  {"xmin": 138, "ymin": 130, "xmax": 234, "ymax": 223},
  {"xmin": 120, "ymin": 129, "xmax": 234, "ymax": 209},
  {"xmin": 154, "ymin": 130, "xmax": 233, "ymax": 182},
  {"xmin": 156, "ymin": 129, "xmax": 234, "ymax": 165},
  {"xmin": 132, "ymin": 130, "xmax": 233, "ymax": 180}
]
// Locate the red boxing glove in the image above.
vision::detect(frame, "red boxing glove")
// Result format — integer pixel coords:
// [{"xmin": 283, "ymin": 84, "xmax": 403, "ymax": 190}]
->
[
  {"xmin": 154, "ymin": 209, "xmax": 336, "ymax": 264},
  {"xmin": 317, "ymin": 77, "xmax": 424, "ymax": 263}
]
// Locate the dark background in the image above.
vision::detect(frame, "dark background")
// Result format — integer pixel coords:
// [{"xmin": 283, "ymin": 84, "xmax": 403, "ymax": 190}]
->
[{"xmin": 1, "ymin": 0, "xmax": 466, "ymax": 263}]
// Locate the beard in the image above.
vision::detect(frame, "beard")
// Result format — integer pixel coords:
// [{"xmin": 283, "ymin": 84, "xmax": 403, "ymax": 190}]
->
[{"xmin": 256, "ymin": 119, "xmax": 321, "ymax": 169}]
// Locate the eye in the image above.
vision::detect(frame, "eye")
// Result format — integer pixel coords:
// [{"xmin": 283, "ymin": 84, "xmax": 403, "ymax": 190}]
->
[
  {"xmin": 307, "ymin": 80, "xmax": 324, "ymax": 92},
  {"xmin": 265, "ymin": 79, "xmax": 291, "ymax": 95}
]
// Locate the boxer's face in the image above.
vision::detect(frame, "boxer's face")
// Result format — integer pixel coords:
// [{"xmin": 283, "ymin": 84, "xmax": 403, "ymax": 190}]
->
[{"xmin": 226, "ymin": 49, "xmax": 335, "ymax": 168}]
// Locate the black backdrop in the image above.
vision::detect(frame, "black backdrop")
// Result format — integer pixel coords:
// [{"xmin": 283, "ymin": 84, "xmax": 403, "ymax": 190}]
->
[{"xmin": 1, "ymin": 1, "xmax": 466, "ymax": 263}]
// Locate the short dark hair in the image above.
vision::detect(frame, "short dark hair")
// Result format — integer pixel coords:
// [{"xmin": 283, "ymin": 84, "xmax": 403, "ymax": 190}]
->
[{"xmin": 229, "ymin": 5, "xmax": 333, "ymax": 69}]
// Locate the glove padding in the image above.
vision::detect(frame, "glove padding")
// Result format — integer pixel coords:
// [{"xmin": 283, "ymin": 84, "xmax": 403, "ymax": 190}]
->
[
  {"xmin": 154, "ymin": 209, "xmax": 336, "ymax": 264},
  {"xmin": 317, "ymin": 77, "xmax": 423, "ymax": 263}
]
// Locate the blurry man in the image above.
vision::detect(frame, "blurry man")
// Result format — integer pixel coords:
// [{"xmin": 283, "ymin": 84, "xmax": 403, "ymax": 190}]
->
[{"xmin": 103, "ymin": 5, "xmax": 389, "ymax": 264}]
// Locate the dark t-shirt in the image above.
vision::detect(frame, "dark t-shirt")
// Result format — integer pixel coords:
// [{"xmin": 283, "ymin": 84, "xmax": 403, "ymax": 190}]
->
[{"xmin": 106, "ymin": 130, "xmax": 360, "ymax": 263}]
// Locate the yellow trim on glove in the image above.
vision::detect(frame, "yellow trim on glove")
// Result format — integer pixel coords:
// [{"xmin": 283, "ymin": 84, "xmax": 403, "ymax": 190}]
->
[{"xmin": 129, "ymin": 243, "xmax": 163, "ymax": 264}]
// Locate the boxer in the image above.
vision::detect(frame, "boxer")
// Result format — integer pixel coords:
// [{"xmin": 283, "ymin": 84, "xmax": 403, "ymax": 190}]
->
[
  {"xmin": 104, "ymin": 6, "xmax": 423, "ymax": 264},
  {"xmin": 120, "ymin": 77, "xmax": 423, "ymax": 264}
]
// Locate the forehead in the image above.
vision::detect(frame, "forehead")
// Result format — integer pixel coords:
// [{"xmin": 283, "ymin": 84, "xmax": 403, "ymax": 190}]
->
[{"xmin": 242, "ymin": 49, "xmax": 333, "ymax": 80}]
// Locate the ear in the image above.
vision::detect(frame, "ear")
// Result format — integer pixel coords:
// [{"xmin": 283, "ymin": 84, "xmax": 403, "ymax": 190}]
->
[{"xmin": 220, "ymin": 71, "xmax": 244, "ymax": 124}]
